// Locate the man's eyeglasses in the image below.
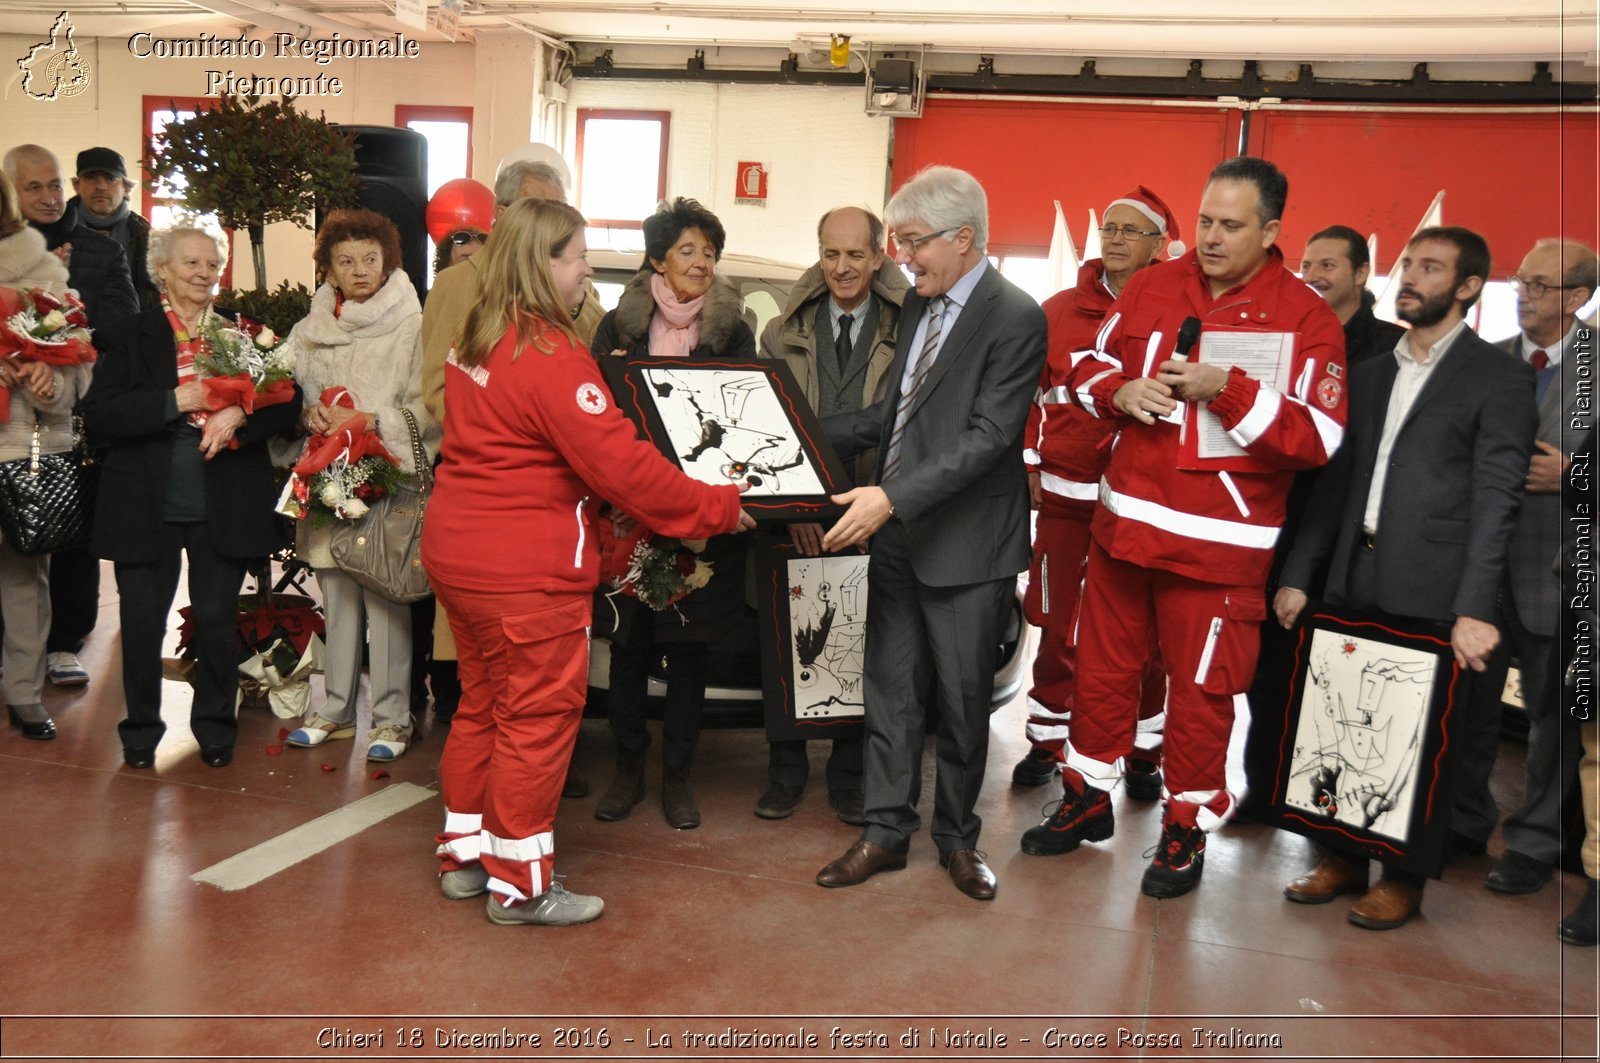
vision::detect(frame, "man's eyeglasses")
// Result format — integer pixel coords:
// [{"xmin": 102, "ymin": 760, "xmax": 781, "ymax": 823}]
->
[
  {"xmin": 891, "ymin": 228, "xmax": 958, "ymax": 255},
  {"xmin": 1508, "ymin": 275, "xmax": 1577, "ymax": 299},
  {"xmin": 1099, "ymin": 223, "xmax": 1161, "ymax": 242},
  {"xmin": 450, "ymin": 230, "xmax": 488, "ymax": 247}
]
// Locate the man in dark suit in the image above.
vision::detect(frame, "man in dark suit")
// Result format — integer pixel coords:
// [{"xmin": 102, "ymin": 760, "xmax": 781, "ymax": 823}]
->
[
  {"xmin": 1477, "ymin": 239, "xmax": 1597, "ymax": 895},
  {"xmin": 813, "ymin": 166, "xmax": 1047, "ymax": 900},
  {"xmin": 1277, "ymin": 225, "xmax": 1538, "ymax": 930}
]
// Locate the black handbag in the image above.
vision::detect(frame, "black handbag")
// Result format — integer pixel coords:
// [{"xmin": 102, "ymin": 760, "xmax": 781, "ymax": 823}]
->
[
  {"xmin": 327, "ymin": 407, "xmax": 432, "ymax": 603},
  {"xmin": 0, "ymin": 413, "xmax": 98, "ymax": 556}
]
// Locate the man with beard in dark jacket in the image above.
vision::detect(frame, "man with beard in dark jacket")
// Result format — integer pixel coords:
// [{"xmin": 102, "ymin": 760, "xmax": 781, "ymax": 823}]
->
[
  {"xmin": 1236, "ymin": 225, "xmax": 1407, "ymax": 820},
  {"xmin": 69, "ymin": 147, "xmax": 158, "ymax": 313},
  {"xmin": 2, "ymin": 143, "xmax": 137, "ymax": 687}
]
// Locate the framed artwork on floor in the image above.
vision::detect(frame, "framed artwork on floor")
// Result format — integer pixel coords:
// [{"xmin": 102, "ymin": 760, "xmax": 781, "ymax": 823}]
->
[
  {"xmin": 752, "ymin": 535, "xmax": 867, "ymax": 742},
  {"xmin": 1266, "ymin": 604, "xmax": 1463, "ymax": 879},
  {"xmin": 599, "ymin": 357, "xmax": 852, "ymax": 522}
]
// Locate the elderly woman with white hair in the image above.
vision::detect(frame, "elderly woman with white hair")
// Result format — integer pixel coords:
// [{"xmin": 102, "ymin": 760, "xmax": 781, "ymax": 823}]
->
[{"xmin": 82, "ymin": 222, "xmax": 302, "ymax": 770}]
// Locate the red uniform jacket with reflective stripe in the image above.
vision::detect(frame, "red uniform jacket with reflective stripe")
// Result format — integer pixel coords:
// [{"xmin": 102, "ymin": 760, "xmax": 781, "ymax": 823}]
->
[
  {"xmin": 421, "ymin": 325, "xmax": 743, "ymax": 595},
  {"xmin": 1065, "ymin": 247, "xmax": 1348, "ymax": 587},
  {"xmin": 1026, "ymin": 259, "xmax": 1119, "ymax": 514}
]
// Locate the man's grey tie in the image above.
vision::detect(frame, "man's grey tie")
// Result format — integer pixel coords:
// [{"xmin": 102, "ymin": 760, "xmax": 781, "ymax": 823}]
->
[{"xmin": 881, "ymin": 296, "xmax": 945, "ymax": 482}]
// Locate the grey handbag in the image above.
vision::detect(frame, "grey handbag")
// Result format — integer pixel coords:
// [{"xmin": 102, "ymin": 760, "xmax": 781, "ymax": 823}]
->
[{"xmin": 327, "ymin": 406, "xmax": 432, "ymax": 602}]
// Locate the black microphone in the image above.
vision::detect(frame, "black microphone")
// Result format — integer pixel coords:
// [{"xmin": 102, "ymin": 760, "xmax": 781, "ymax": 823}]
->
[{"xmin": 1172, "ymin": 316, "xmax": 1202, "ymax": 361}]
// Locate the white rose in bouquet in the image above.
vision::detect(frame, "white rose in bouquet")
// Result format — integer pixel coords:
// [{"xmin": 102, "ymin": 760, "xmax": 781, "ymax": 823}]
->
[
  {"xmin": 340, "ymin": 497, "xmax": 369, "ymax": 519},
  {"xmin": 319, "ymin": 483, "xmax": 344, "ymax": 508}
]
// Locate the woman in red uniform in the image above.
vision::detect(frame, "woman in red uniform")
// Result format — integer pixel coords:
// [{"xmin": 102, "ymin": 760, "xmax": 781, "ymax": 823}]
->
[{"xmin": 422, "ymin": 199, "xmax": 752, "ymax": 926}]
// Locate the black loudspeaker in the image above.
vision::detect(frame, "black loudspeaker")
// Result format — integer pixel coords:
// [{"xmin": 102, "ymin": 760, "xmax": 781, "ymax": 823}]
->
[{"xmin": 325, "ymin": 125, "xmax": 429, "ymax": 303}]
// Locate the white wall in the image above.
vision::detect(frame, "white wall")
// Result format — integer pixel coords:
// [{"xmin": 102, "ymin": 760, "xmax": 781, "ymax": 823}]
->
[
  {"xmin": 1, "ymin": 33, "xmax": 476, "ymax": 289},
  {"xmin": 565, "ymin": 80, "xmax": 893, "ymax": 267}
]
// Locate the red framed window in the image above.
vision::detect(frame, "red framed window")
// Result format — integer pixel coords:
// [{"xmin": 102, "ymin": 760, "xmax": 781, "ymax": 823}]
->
[
  {"xmin": 576, "ymin": 108, "xmax": 670, "ymax": 229},
  {"xmin": 142, "ymin": 95, "xmax": 234, "ymax": 289},
  {"xmin": 395, "ymin": 104, "xmax": 474, "ymax": 198}
]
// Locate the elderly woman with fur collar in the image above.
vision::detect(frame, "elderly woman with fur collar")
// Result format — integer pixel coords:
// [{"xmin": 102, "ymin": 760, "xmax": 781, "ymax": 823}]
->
[
  {"xmin": 591, "ymin": 197, "xmax": 754, "ymax": 831},
  {"xmin": 0, "ymin": 170, "xmax": 92, "ymax": 743},
  {"xmin": 283, "ymin": 209, "xmax": 439, "ymax": 764}
]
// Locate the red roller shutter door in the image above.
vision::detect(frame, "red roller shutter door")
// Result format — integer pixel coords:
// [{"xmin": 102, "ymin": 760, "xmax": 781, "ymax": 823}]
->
[
  {"xmin": 1250, "ymin": 106, "xmax": 1598, "ymax": 274},
  {"xmin": 892, "ymin": 98, "xmax": 1242, "ymax": 257}
]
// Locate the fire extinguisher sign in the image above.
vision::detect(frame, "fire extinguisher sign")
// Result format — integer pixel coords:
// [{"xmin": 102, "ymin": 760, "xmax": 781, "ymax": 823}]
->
[{"xmin": 735, "ymin": 161, "xmax": 768, "ymax": 205}]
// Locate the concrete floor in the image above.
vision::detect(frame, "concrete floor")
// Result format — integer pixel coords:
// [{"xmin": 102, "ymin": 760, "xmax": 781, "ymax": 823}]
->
[{"xmin": 0, "ymin": 564, "xmax": 1595, "ymax": 1062}]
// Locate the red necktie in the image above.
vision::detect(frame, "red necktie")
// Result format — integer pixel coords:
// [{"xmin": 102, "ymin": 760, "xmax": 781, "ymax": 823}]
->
[{"xmin": 1530, "ymin": 349, "xmax": 1550, "ymax": 370}]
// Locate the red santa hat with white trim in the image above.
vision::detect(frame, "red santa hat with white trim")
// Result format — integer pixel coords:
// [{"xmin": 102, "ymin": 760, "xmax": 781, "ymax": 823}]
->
[{"xmin": 1106, "ymin": 185, "xmax": 1185, "ymax": 259}]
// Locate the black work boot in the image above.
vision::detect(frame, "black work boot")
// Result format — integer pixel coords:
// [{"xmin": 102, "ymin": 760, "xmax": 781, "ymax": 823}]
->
[
  {"xmin": 662, "ymin": 765, "xmax": 701, "ymax": 830},
  {"xmin": 594, "ymin": 750, "xmax": 646, "ymax": 821}
]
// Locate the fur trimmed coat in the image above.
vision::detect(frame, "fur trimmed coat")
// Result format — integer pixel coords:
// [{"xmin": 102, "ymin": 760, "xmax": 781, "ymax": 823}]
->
[
  {"xmin": 286, "ymin": 269, "xmax": 439, "ymax": 568},
  {"xmin": 589, "ymin": 266, "xmax": 756, "ymax": 645},
  {"xmin": 0, "ymin": 226, "xmax": 91, "ymax": 463},
  {"xmin": 590, "ymin": 268, "xmax": 757, "ymax": 361}
]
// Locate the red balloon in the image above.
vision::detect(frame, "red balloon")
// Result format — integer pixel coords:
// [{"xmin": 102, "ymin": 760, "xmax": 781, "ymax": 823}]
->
[{"xmin": 425, "ymin": 178, "xmax": 495, "ymax": 244}]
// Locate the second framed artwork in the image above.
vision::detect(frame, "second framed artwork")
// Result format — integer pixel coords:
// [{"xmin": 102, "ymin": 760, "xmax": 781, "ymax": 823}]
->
[
  {"xmin": 599, "ymin": 357, "xmax": 853, "ymax": 522},
  {"xmin": 1264, "ymin": 605, "xmax": 1464, "ymax": 879},
  {"xmin": 752, "ymin": 535, "xmax": 867, "ymax": 743}
]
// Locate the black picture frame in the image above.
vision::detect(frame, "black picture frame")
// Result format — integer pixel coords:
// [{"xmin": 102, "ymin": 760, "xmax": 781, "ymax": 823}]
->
[
  {"xmin": 599, "ymin": 357, "xmax": 853, "ymax": 522},
  {"xmin": 752, "ymin": 534, "xmax": 867, "ymax": 743},
  {"xmin": 1265, "ymin": 604, "xmax": 1463, "ymax": 879}
]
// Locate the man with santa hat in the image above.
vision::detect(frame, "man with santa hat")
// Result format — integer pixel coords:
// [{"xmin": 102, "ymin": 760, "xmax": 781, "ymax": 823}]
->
[{"xmin": 1012, "ymin": 186, "xmax": 1181, "ymax": 817}]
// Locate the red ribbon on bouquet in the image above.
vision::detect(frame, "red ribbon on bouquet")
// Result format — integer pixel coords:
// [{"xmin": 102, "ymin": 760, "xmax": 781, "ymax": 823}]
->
[
  {"xmin": 290, "ymin": 386, "xmax": 400, "ymax": 479},
  {"xmin": 0, "ymin": 286, "xmax": 96, "ymax": 422},
  {"xmin": 202, "ymin": 374, "xmax": 295, "ymax": 416}
]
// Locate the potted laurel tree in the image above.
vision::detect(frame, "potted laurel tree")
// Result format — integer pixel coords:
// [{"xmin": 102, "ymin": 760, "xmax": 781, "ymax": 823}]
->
[{"xmin": 144, "ymin": 93, "xmax": 359, "ymax": 334}]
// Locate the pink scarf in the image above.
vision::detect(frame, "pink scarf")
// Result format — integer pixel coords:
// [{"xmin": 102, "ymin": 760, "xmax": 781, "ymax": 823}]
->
[{"xmin": 646, "ymin": 271, "xmax": 704, "ymax": 358}]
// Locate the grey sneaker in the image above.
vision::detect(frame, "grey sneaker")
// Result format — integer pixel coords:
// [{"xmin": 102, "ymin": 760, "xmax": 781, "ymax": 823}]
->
[
  {"xmin": 439, "ymin": 865, "xmax": 489, "ymax": 900},
  {"xmin": 485, "ymin": 882, "xmax": 604, "ymax": 926}
]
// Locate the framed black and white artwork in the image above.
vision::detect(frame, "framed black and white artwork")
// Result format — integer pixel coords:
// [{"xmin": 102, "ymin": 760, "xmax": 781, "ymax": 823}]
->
[
  {"xmin": 599, "ymin": 357, "xmax": 853, "ymax": 522},
  {"xmin": 752, "ymin": 535, "xmax": 867, "ymax": 742},
  {"xmin": 1266, "ymin": 605, "xmax": 1464, "ymax": 878}
]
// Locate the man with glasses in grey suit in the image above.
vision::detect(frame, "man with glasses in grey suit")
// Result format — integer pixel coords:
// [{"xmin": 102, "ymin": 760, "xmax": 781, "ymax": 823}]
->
[{"xmin": 813, "ymin": 165, "xmax": 1047, "ymax": 900}]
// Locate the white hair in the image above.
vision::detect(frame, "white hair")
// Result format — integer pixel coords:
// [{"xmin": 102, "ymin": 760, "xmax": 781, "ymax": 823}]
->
[{"xmin": 883, "ymin": 165, "xmax": 988, "ymax": 253}]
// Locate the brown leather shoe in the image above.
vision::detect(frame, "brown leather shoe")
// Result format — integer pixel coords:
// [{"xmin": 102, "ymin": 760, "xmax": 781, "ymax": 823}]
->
[
  {"xmin": 816, "ymin": 839, "xmax": 906, "ymax": 888},
  {"xmin": 1347, "ymin": 877, "xmax": 1423, "ymax": 930},
  {"xmin": 1284, "ymin": 850, "xmax": 1368, "ymax": 905},
  {"xmin": 939, "ymin": 848, "xmax": 997, "ymax": 900}
]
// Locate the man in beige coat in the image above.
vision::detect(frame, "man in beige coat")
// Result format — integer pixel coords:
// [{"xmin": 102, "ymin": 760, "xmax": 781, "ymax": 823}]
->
[{"xmin": 753, "ymin": 205, "xmax": 907, "ymax": 824}]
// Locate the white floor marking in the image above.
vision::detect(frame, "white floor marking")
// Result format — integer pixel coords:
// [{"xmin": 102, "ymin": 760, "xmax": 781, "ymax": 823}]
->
[{"xmin": 191, "ymin": 782, "xmax": 436, "ymax": 891}]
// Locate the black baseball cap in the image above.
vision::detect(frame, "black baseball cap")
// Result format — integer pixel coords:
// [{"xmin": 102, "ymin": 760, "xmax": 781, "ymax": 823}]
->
[{"xmin": 76, "ymin": 147, "xmax": 127, "ymax": 179}]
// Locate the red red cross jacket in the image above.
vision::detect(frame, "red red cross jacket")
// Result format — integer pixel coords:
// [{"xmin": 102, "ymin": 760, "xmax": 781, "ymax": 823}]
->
[
  {"xmin": 1025, "ymin": 259, "xmax": 1119, "ymax": 515},
  {"xmin": 421, "ymin": 325, "xmax": 743, "ymax": 595},
  {"xmin": 1065, "ymin": 247, "xmax": 1348, "ymax": 587}
]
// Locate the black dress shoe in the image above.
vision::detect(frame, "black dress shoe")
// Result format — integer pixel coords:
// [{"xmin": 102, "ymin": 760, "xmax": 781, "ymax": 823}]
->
[
  {"xmin": 940, "ymin": 848, "xmax": 997, "ymax": 900},
  {"xmin": 8, "ymin": 704, "xmax": 56, "ymax": 741},
  {"xmin": 754, "ymin": 782, "xmax": 805, "ymax": 819},
  {"xmin": 828, "ymin": 789, "xmax": 866, "ymax": 826},
  {"xmin": 1486, "ymin": 849, "xmax": 1551, "ymax": 894},
  {"xmin": 562, "ymin": 764, "xmax": 589, "ymax": 799},
  {"xmin": 1559, "ymin": 878, "xmax": 1599, "ymax": 946},
  {"xmin": 201, "ymin": 745, "xmax": 234, "ymax": 768},
  {"xmin": 817, "ymin": 839, "xmax": 907, "ymax": 888},
  {"xmin": 124, "ymin": 746, "xmax": 156, "ymax": 769}
]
